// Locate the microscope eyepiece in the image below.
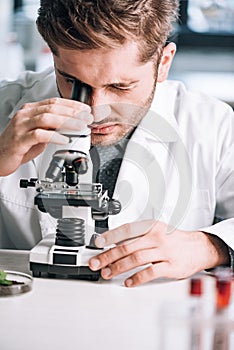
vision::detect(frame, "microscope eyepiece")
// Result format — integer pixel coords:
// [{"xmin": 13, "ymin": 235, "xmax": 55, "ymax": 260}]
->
[{"xmin": 71, "ymin": 80, "xmax": 92, "ymax": 104}]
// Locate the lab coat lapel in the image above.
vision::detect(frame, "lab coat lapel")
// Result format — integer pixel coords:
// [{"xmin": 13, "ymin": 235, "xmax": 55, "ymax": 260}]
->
[{"xmin": 109, "ymin": 109, "xmax": 179, "ymax": 229}]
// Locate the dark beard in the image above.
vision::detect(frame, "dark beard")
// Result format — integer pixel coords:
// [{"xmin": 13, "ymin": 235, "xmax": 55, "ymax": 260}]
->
[{"xmin": 90, "ymin": 79, "xmax": 157, "ymax": 139}]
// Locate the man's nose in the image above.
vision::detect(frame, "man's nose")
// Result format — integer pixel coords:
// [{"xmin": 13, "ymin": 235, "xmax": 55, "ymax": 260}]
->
[
  {"xmin": 90, "ymin": 89, "xmax": 112, "ymax": 122},
  {"xmin": 90, "ymin": 88, "xmax": 110, "ymax": 106}
]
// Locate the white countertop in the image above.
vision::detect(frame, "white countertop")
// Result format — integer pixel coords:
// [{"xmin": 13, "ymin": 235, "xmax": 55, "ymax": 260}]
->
[{"xmin": 0, "ymin": 249, "xmax": 233, "ymax": 350}]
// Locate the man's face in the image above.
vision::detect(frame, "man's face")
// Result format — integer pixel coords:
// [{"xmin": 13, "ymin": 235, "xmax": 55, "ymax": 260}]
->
[{"xmin": 54, "ymin": 41, "xmax": 157, "ymax": 145}]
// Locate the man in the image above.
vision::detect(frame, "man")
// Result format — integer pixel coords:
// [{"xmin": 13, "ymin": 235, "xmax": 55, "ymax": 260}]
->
[{"xmin": 0, "ymin": 0, "xmax": 233, "ymax": 287}]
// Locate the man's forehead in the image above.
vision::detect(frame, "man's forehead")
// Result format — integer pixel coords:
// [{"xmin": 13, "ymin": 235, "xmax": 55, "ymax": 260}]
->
[
  {"xmin": 54, "ymin": 42, "xmax": 153, "ymax": 87},
  {"xmin": 56, "ymin": 40, "xmax": 142, "ymax": 64}
]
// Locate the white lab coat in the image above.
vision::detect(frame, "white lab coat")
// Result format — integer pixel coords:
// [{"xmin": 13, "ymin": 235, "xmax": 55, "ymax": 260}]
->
[{"xmin": 0, "ymin": 67, "xmax": 234, "ymax": 250}]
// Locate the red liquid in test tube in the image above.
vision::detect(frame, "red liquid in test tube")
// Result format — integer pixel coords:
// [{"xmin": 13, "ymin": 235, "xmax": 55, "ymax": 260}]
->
[
  {"xmin": 215, "ymin": 267, "xmax": 233, "ymax": 311},
  {"xmin": 190, "ymin": 275, "xmax": 203, "ymax": 297}
]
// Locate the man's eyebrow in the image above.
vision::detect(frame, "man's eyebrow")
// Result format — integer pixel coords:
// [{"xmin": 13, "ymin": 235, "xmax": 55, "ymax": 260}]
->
[
  {"xmin": 56, "ymin": 68, "xmax": 82, "ymax": 82},
  {"xmin": 56, "ymin": 67, "xmax": 139, "ymax": 87}
]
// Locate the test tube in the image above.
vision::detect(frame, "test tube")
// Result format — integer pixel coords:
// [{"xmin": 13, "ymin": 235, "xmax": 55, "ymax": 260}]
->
[
  {"xmin": 189, "ymin": 274, "xmax": 204, "ymax": 350},
  {"xmin": 212, "ymin": 267, "xmax": 233, "ymax": 350},
  {"xmin": 214, "ymin": 267, "xmax": 232, "ymax": 311}
]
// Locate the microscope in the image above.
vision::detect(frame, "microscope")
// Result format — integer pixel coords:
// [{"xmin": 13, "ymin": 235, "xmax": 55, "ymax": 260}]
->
[{"xmin": 20, "ymin": 81, "xmax": 121, "ymax": 280}]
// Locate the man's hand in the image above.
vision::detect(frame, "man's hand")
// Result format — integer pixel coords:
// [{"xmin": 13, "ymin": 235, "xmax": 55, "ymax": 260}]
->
[
  {"xmin": 0, "ymin": 98, "xmax": 92, "ymax": 176},
  {"xmin": 89, "ymin": 220, "xmax": 229, "ymax": 287}
]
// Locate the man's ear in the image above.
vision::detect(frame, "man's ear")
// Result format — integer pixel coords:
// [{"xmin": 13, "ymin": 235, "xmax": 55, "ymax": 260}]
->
[{"xmin": 157, "ymin": 42, "xmax": 176, "ymax": 82}]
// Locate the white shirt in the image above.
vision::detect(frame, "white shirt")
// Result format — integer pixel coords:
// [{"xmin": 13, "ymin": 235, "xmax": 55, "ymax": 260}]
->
[{"xmin": 0, "ymin": 67, "xmax": 234, "ymax": 251}]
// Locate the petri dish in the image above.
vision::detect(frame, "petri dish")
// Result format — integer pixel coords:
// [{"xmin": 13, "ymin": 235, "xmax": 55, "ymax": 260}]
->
[{"xmin": 0, "ymin": 270, "xmax": 33, "ymax": 297}]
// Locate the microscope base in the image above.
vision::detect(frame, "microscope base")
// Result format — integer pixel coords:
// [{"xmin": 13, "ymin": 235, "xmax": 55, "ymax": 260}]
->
[
  {"xmin": 29, "ymin": 234, "xmax": 101, "ymax": 281},
  {"xmin": 30, "ymin": 262, "xmax": 100, "ymax": 281}
]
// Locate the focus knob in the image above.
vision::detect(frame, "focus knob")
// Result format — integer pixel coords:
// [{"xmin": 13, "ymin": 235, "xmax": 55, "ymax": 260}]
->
[{"xmin": 108, "ymin": 199, "xmax": 121, "ymax": 215}]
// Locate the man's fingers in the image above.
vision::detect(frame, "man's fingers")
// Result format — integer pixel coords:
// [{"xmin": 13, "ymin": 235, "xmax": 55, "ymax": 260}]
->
[
  {"xmin": 89, "ymin": 230, "xmax": 163, "ymax": 272},
  {"xmin": 124, "ymin": 261, "xmax": 170, "ymax": 287},
  {"xmin": 30, "ymin": 113, "xmax": 90, "ymax": 131},
  {"xmin": 100, "ymin": 248, "xmax": 165, "ymax": 280},
  {"xmin": 21, "ymin": 97, "xmax": 91, "ymax": 112},
  {"xmin": 21, "ymin": 99, "xmax": 93, "ymax": 129},
  {"xmin": 94, "ymin": 220, "xmax": 156, "ymax": 247},
  {"xmin": 26, "ymin": 129, "xmax": 69, "ymax": 146},
  {"xmin": 19, "ymin": 105, "xmax": 93, "ymax": 129}
]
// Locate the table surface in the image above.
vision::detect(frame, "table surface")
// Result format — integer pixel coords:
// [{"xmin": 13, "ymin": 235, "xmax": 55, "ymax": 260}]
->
[{"xmin": 0, "ymin": 249, "xmax": 230, "ymax": 350}]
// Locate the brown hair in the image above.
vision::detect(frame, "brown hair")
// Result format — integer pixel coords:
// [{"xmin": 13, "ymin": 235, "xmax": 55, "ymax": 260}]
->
[{"xmin": 37, "ymin": 0, "xmax": 179, "ymax": 62}]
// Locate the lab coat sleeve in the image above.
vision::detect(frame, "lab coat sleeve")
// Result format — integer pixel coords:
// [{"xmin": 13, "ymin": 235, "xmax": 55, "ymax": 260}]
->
[
  {"xmin": 199, "ymin": 106, "xmax": 234, "ymax": 264},
  {"xmin": 0, "ymin": 77, "xmax": 24, "ymax": 131},
  {"xmin": 0, "ymin": 67, "xmax": 56, "ymax": 130}
]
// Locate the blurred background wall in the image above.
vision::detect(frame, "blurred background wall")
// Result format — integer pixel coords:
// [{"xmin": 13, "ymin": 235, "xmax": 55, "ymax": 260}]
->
[{"xmin": 0, "ymin": 0, "xmax": 233, "ymax": 107}]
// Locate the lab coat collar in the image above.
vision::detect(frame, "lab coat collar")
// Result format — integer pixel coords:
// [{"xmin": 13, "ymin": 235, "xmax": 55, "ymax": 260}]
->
[{"xmin": 132, "ymin": 81, "xmax": 180, "ymax": 145}]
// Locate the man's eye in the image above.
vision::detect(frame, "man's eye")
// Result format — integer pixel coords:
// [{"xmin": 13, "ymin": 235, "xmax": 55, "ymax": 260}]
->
[
  {"xmin": 65, "ymin": 78, "xmax": 74, "ymax": 84},
  {"xmin": 111, "ymin": 85, "xmax": 131, "ymax": 93}
]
